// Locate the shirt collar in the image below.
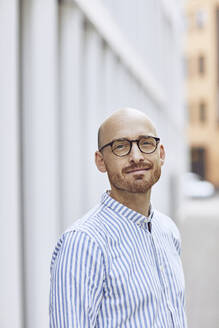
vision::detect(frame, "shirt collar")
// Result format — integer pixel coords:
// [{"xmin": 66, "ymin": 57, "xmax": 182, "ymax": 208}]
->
[{"xmin": 101, "ymin": 191, "xmax": 154, "ymax": 227}]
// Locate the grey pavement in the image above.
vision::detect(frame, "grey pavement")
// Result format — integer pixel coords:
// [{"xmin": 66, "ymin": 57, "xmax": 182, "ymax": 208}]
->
[{"xmin": 178, "ymin": 193, "xmax": 219, "ymax": 328}]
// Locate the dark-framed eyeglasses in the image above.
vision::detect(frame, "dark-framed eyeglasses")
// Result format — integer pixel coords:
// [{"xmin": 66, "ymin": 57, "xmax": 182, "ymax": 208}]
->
[{"xmin": 99, "ymin": 136, "xmax": 160, "ymax": 157}]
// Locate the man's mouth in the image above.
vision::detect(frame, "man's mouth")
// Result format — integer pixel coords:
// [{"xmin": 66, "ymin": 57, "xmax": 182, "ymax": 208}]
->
[{"xmin": 125, "ymin": 167, "xmax": 151, "ymax": 174}]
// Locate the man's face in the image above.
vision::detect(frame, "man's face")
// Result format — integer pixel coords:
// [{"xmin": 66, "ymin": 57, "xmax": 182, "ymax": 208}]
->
[{"xmin": 96, "ymin": 113, "xmax": 165, "ymax": 194}]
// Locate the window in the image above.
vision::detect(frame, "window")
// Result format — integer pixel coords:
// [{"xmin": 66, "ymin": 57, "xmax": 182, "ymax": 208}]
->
[
  {"xmin": 198, "ymin": 55, "xmax": 205, "ymax": 75},
  {"xmin": 191, "ymin": 147, "xmax": 206, "ymax": 179},
  {"xmin": 196, "ymin": 9, "xmax": 207, "ymax": 29},
  {"xmin": 186, "ymin": 9, "xmax": 207, "ymax": 31},
  {"xmin": 199, "ymin": 102, "xmax": 207, "ymax": 122}
]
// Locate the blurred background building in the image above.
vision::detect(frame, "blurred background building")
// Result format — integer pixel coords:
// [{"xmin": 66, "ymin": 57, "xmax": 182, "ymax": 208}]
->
[
  {"xmin": 1, "ymin": 0, "xmax": 185, "ymax": 327},
  {"xmin": 182, "ymin": 1, "xmax": 219, "ymax": 328},
  {"xmin": 185, "ymin": 0, "xmax": 219, "ymax": 187}
]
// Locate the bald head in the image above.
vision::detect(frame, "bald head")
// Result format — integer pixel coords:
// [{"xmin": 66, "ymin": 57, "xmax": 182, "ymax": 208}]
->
[{"xmin": 98, "ymin": 108, "xmax": 157, "ymax": 150}]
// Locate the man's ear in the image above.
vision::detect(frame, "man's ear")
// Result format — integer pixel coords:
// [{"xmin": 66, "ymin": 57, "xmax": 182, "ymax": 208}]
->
[
  {"xmin": 95, "ymin": 151, "xmax": 107, "ymax": 172},
  {"xmin": 159, "ymin": 144, "xmax": 165, "ymax": 166}
]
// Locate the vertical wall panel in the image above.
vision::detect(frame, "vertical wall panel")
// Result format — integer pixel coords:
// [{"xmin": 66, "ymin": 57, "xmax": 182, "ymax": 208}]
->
[
  {"xmin": 0, "ymin": 1, "xmax": 23, "ymax": 327},
  {"xmin": 105, "ymin": 50, "xmax": 119, "ymax": 113},
  {"xmin": 21, "ymin": 0, "xmax": 59, "ymax": 327},
  {"xmin": 82, "ymin": 26, "xmax": 109, "ymax": 209},
  {"xmin": 59, "ymin": 3, "xmax": 84, "ymax": 228},
  {"xmin": 116, "ymin": 65, "xmax": 129, "ymax": 107}
]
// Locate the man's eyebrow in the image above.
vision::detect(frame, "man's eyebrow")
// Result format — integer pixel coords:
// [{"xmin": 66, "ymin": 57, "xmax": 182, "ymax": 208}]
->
[{"xmin": 112, "ymin": 135, "xmax": 156, "ymax": 141}]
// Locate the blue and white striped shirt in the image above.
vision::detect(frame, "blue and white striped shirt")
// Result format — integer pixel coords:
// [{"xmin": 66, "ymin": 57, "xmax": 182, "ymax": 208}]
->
[{"xmin": 49, "ymin": 192, "xmax": 187, "ymax": 327}]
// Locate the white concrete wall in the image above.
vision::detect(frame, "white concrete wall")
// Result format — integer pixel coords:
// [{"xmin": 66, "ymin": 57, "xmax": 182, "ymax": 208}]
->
[
  {"xmin": 0, "ymin": 0, "xmax": 185, "ymax": 327},
  {"xmin": 0, "ymin": 1, "xmax": 23, "ymax": 327}
]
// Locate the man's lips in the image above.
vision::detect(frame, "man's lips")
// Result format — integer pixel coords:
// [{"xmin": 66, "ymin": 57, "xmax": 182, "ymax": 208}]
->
[{"xmin": 125, "ymin": 167, "xmax": 151, "ymax": 174}]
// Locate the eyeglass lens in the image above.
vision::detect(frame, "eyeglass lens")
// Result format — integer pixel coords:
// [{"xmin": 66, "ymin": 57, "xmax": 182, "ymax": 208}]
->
[{"xmin": 112, "ymin": 137, "xmax": 157, "ymax": 156}]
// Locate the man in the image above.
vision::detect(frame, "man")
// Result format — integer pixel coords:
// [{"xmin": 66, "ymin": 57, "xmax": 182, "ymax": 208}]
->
[{"xmin": 49, "ymin": 108, "xmax": 187, "ymax": 327}]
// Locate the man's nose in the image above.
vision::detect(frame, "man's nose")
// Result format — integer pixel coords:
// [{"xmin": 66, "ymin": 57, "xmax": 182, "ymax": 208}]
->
[{"xmin": 128, "ymin": 142, "xmax": 144, "ymax": 163}]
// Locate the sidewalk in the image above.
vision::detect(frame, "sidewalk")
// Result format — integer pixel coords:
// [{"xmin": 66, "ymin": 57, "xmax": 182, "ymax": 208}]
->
[{"xmin": 178, "ymin": 195, "xmax": 219, "ymax": 328}]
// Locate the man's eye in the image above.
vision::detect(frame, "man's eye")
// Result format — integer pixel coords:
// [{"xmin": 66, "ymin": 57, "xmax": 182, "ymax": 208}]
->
[
  {"xmin": 142, "ymin": 141, "xmax": 150, "ymax": 145},
  {"xmin": 141, "ymin": 138, "xmax": 155, "ymax": 146},
  {"xmin": 115, "ymin": 144, "xmax": 125, "ymax": 149}
]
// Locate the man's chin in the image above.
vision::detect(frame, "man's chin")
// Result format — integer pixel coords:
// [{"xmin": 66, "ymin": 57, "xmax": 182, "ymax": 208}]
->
[
  {"xmin": 117, "ymin": 179, "xmax": 153, "ymax": 193},
  {"xmin": 127, "ymin": 174, "xmax": 161, "ymax": 193},
  {"xmin": 108, "ymin": 170, "xmax": 161, "ymax": 194},
  {"xmin": 126, "ymin": 184, "xmax": 152, "ymax": 193}
]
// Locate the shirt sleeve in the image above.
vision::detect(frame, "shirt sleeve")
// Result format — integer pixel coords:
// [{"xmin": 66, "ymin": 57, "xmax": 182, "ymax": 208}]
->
[{"xmin": 49, "ymin": 230, "xmax": 105, "ymax": 327}]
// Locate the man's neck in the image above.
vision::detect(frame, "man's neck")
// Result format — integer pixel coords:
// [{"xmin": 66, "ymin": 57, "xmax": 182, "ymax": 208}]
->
[{"xmin": 109, "ymin": 189, "xmax": 151, "ymax": 217}]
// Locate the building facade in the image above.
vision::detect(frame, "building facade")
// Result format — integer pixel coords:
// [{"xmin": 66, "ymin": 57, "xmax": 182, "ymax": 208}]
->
[
  {"xmin": 1, "ymin": 0, "xmax": 185, "ymax": 327},
  {"xmin": 185, "ymin": 0, "xmax": 219, "ymax": 187}
]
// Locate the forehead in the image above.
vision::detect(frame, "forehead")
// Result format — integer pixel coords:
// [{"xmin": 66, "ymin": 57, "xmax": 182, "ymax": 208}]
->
[{"xmin": 103, "ymin": 115, "xmax": 157, "ymax": 143}]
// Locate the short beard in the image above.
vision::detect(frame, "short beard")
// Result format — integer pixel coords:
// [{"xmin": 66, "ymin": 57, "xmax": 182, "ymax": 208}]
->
[{"xmin": 107, "ymin": 166, "xmax": 161, "ymax": 194}]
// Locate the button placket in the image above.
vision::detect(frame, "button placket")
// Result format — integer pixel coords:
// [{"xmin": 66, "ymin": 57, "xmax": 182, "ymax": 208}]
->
[{"xmin": 136, "ymin": 219, "xmax": 151, "ymax": 233}]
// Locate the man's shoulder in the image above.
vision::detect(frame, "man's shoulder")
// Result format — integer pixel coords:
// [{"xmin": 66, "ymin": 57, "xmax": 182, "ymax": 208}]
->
[
  {"xmin": 50, "ymin": 204, "xmax": 107, "ymax": 269},
  {"xmin": 63, "ymin": 203, "xmax": 107, "ymax": 244},
  {"xmin": 65, "ymin": 204, "xmax": 101, "ymax": 231}
]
